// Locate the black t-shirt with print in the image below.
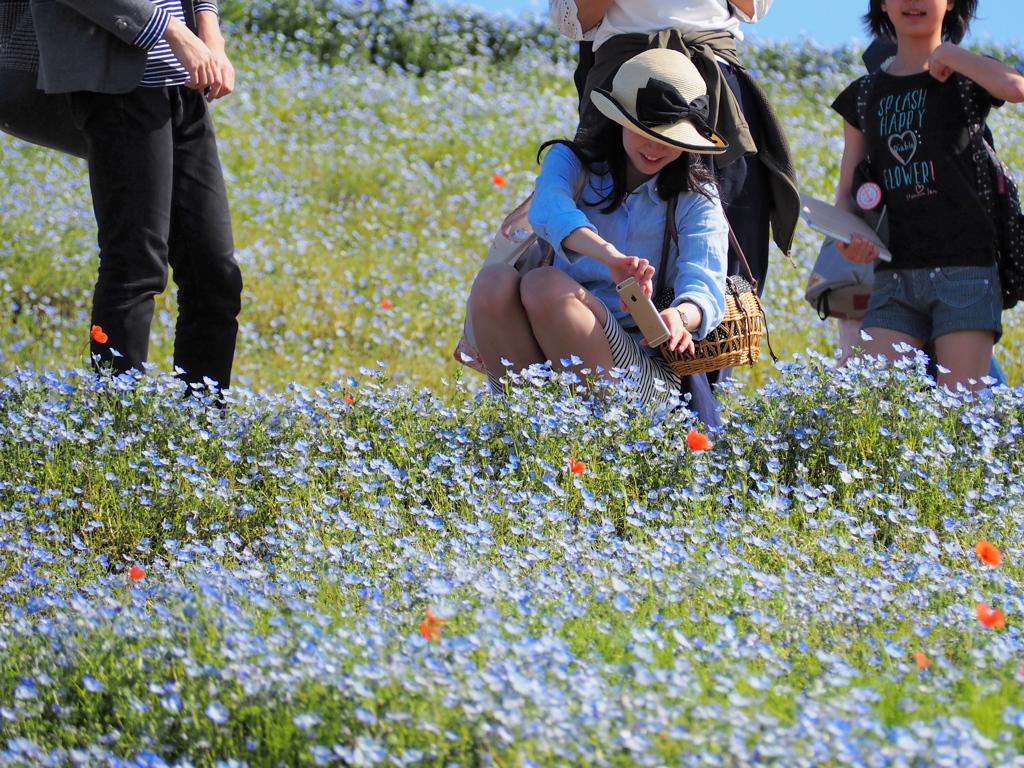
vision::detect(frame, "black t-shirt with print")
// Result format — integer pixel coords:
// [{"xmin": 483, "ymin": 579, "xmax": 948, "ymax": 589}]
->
[{"xmin": 832, "ymin": 70, "xmax": 999, "ymax": 271}]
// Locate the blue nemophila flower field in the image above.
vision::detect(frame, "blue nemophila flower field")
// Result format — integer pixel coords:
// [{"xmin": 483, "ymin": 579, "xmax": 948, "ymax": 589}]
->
[
  {"xmin": 0, "ymin": 358, "xmax": 1023, "ymax": 766},
  {"xmin": 2, "ymin": 3, "xmax": 1024, "ymax": 766}
]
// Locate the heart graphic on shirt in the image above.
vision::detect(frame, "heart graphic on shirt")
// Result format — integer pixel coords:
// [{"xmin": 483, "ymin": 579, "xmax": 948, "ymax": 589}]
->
[{"xmin": 888, "ymin": 131, "xmax": 918, "ymax": 165}]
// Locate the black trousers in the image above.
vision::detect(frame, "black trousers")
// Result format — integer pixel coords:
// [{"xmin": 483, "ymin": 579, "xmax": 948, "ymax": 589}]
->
[{"xmin": 69, "ymin": 85, "xmax": 242, "ymax": 388}]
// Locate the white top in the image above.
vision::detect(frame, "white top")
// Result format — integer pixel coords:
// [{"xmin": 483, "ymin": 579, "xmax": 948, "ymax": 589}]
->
[{"xmin": 548, "ymin": 0, "xmax": 773, "ymax": 48}]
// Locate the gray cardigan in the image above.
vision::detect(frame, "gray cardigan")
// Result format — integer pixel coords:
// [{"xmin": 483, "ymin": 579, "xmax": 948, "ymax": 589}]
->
[{"xmin": 29, "ymin": 0, "xmax": 211, "ymax": 94}]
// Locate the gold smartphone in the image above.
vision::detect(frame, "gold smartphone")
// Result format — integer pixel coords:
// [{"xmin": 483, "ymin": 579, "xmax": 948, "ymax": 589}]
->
[{"xmin": 616, "ymin": 277, "xmax": 670, "ymax": 348}]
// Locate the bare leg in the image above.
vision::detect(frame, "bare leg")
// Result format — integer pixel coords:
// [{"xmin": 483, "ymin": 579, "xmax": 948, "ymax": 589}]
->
[
  {"xmin": 520, "ymin": 267, "xmax": 615, "ymax": 379},
  {"xmin": 932, "ymin": 329, "xmax": 996, "ymax": 393},
  {"xmin": 468, "ymin": 264, "xmax": 546, "ymax": 377},
  {"xmin": 859, "ymin": 327, "xmax": 925, "ymax": 364}
]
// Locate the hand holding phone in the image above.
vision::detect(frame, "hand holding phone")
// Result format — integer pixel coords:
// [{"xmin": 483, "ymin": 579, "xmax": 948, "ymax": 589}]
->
[
  {"xmin": 606, "ymin": 254, "xmax": 655, "ymax": 297},
  {"xmin": 616, "ymin": 277, "xmax": 670, "ymax": 348}
]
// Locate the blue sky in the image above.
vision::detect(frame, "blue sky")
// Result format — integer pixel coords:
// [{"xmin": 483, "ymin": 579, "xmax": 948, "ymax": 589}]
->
[{"xmin": 451, "ymin": 0, "xmax": 1024, "ymax": 47}]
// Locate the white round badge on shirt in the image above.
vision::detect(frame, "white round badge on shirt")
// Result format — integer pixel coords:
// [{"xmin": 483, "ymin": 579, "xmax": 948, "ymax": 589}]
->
[{"xmin": 856, "ymin": 182, "xmax": 883, "ymax": 211}]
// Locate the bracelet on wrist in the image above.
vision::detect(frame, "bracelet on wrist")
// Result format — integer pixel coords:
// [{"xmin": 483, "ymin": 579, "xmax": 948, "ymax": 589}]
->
[{"xmin": 676, "ymin": 306, "xmax": 690, "ymax": 331}]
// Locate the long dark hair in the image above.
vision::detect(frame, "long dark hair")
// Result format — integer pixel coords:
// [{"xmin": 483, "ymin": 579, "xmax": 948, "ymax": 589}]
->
[
  {"xmin": 863, "ymin": 0, "xmax": 977, "ymax": 44},
  {"xmin": 537, "ymin": 119, "xmax": 717, "ymax": 215}
]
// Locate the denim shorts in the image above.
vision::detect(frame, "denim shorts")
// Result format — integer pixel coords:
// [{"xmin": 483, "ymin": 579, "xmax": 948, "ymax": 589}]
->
[{"xmin": 862, "ymin": 264, "xmax": 1003, "ymax": 343}]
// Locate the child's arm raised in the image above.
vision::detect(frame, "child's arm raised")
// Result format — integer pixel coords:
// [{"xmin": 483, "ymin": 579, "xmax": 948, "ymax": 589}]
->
[
  {"xmin": 729, "ymin": 1, "xmax": 757, "ymax": 19},
  {"xmin": 834, "ymin": 120, "xmax": 880, "ymax": 264},
  {"xmin": 571, "ymin": 0, "xmax": 616, "ymax": 35},
  {"xmin": 930, "ymin": 43, "xmax": 1024, "ymax": 103}
]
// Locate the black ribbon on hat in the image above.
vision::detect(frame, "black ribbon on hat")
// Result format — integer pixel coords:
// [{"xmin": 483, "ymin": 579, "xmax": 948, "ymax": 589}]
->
[{"xmin": 635, "ymin": 78, "xmax": 714, "ymax": 139}]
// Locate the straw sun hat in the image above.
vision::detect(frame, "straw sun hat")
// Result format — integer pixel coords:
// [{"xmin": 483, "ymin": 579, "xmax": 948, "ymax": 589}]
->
[{"xmin": 591, "ymin": 48, "xmax": 728, "ymax": 154}]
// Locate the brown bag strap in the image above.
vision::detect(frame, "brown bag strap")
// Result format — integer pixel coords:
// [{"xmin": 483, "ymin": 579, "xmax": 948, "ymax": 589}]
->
[
  {"xmin": 659, "ymin": 192, "xmax": 776, "ymax": 363},
  {"xmin": 658, "ymin": 192, "xmax": 757, "ymax": 291},
  {"xmin": 726, "ymin": 227, "xmax": 757, "ymax": 289}
]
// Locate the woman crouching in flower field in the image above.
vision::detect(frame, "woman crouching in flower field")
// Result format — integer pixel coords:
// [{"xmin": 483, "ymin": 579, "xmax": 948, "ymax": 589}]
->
[{"xmin": 468, "ymin": 49, "xmax": 729, "ymax": 425}]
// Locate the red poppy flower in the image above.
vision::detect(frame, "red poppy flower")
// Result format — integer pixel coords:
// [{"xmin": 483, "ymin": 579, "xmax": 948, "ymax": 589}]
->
[
  {"xmin": 491, "ymin": 173, "xmax": 506, "ymax": 187},
  {"xmin": 975, "ymin": 540, "xmax": 1002, "ymax": 567},
  {"xmin": 913, "ymin": 652, "xmax": 933, "ymax": 669},
  {"xmin": 976, "ymin": 602, "xmax": 1006, "ymax": 629},
  {"xmin": 569, "ymin": 457, "xmax": 586, "ymax": 474},
  {"xmin": 128, "ymin": 564, "xmax": 146, "ymax": 582},
  {"xmin": 381, "ymin": 299, "xmax": 393, "ymax": 309},
  {"xmin": 91, "ymin": 325, "xmax": 108, "ymax": 344},
  {"xmin": 419, "ymin": 619, "xmax": 441, "ymax": 641},
  {"xmin": 686, "ymin": 429, "xmax": 712, "ymax": 451},
  {"xmin": 420, "ymin": 606, "xmax": 445, "ymax": 642}
]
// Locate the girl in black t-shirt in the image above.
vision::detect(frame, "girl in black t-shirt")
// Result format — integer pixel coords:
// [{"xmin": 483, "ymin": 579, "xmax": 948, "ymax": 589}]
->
[{"xmin": 832, "ymin": 0, "xmax": 1024, "ymax": 393}]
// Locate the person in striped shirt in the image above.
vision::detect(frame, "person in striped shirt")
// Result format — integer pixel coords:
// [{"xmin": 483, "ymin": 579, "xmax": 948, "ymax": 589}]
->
[{"xmin": 30, "ymin": 0, "xmax": 243, "ymax": 393}]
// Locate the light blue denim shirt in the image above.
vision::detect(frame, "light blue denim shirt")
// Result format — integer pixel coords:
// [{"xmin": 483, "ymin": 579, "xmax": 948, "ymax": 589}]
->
[{"xmin": 528, "ymin": 144, "xmax": 729, "ymax": 350}]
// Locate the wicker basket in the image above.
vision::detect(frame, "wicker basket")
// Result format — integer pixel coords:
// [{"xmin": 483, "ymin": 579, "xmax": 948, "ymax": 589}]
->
[{"xmin": 661, "ymin": 275, "xmax": 767, "ymax": 377}]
